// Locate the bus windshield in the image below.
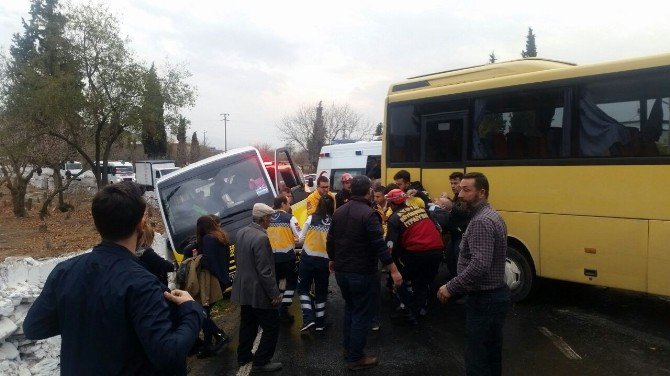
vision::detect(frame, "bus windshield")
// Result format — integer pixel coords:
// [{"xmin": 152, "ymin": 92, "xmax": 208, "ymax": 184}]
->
[{"xmin": 159, "ymin": 152, "xmax": 274, "ymax": 249}]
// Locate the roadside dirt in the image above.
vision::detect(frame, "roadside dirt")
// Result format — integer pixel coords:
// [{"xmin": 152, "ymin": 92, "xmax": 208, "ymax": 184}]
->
[{"xmin": 0, "ymin": 185, "xmax": 165, "ymax": 261}]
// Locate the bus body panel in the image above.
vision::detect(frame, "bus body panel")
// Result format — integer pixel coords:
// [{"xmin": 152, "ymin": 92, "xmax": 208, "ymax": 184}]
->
[
  {"xmin": 478, "ymin": 165, "xmax": 670, "ymax": 221},
  {"xmin": 420, "ymin": 168, "xmax": 465, "ymax": 199},
  {"xmin": 384, "ymin": 167, "xmax": 421, "ymax": 187},
  {"xmin": 649, "ymin": 220, "xmax": 670, "ymax": 296},
  {"xmin": 540, "ymin": 214, "xmax": 648, "ymax": 292},
  {"xmin": 499, "ymin": 211, "xmax": 541, "ymax": 274}
]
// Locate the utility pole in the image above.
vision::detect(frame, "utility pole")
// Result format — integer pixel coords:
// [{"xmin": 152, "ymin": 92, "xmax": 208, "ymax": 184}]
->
[
  {"xmin": 220, "ymin": 113, "xmax": 230, "ymax": 152},
  {"xmin": 203, "ymin": 130, "xmax": 207, "ymax": 147}
]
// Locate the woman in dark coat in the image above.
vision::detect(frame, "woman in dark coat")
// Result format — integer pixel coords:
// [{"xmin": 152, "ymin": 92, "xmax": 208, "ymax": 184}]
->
[{"xmin": 195, "ymin": 215, "xmax": 232, "ymax": 358}]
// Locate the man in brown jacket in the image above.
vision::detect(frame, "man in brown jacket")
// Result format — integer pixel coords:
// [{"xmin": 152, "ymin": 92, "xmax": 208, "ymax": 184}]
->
[{"xmin": 231, "ymin": 203, "xmax": 283, "ymax": 373}]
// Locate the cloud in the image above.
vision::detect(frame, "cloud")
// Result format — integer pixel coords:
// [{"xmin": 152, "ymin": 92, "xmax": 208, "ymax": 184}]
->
[{"xmin": 2, "ymin": 0, "xmax": 670, "ymax": 152}]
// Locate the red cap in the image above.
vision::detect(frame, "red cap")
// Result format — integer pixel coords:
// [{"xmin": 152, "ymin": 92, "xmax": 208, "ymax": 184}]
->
[
  {"xmin": 340, "ymin": 173, "xmax": 353, "ymax": 182},
  {"xmin": 384, "ymin": 189, "xmax": 407, "ymax": 204}
]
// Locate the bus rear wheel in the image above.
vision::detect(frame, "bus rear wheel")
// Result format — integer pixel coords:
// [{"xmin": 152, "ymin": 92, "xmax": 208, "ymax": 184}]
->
[{"xmin": 506, "ymin": 246, "xmax": 536, "ymax": 302}]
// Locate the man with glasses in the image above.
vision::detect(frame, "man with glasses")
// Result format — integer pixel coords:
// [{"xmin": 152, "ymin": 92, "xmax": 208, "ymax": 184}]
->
[{"xmin": 306, "ymin": 175, "xmax": 336, "ymax": 216}]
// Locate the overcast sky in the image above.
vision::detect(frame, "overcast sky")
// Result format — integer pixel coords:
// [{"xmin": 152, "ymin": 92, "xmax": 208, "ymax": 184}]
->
[{"xmin": 2, "ymin": 0, "xmax": 669, "ymax": 150}]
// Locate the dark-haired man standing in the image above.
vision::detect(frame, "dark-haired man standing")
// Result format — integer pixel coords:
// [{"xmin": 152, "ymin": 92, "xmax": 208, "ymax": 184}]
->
[
  {"xmin": 437, "ymin": 172, "xmax": 510, "ymax": 376},
  {"xmin": 327, "ymin": 175, "xmax": 402, "ymax": 371},
  {"xmin": 24, "ymin": 182, "xmax": 204, "ymax": 375}
]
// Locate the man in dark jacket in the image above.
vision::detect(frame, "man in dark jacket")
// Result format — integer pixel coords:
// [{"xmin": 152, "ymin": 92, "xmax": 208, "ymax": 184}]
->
[
  {"xmin": 335, "ymin": 172, "xmax": 353, "ymax": 207},
  {"xmin": 23, "ymin": 182, "xmax": 203, "ymax": 375},
  {"xmin": 327, "ymin": 175, "xmax": 402, "ymax": 371},
  {"xmin": 231, "ymin": 203, "xmax": 283, "ymax": 373}
]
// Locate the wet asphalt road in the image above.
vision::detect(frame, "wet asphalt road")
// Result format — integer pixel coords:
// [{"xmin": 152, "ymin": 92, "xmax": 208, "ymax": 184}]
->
[{"xmin": 191, "ymin": 265, "xmax": 670, "ymax": 375}]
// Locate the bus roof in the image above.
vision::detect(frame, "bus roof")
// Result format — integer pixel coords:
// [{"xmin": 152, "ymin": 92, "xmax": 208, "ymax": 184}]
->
[{"xmin": 388, "ymin": 53, "xmax": 670, "ymax": 103}]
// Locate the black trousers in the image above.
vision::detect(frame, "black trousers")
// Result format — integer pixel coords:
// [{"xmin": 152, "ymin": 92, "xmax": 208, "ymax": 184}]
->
[
  {"xmin": 237, "ymin": 305, "xmax": 280, "ymax": 366},
  {"xmin": 397, "ymin": 250, "xmax": 442, "ymax": 315},
  {"xmin": 202, "ymin": 305, "xmax": 223, "ymax": 345}
]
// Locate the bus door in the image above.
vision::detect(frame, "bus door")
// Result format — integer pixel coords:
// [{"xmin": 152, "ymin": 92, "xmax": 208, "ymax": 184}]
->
[{"xmin": 420, "ymin": 112, "xmax": 467, "ymax": 198}]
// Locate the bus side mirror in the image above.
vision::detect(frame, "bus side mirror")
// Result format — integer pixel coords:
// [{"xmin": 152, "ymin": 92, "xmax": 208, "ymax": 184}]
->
[{"xmin": 307, "ymin": 177, "xmax": 314, "ymax": 187}]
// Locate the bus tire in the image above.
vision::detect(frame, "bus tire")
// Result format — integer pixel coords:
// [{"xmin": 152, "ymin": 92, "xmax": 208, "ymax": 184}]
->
[{"xmin": 506, "ymin": 245, "xmax": 536, "ymax": 302}]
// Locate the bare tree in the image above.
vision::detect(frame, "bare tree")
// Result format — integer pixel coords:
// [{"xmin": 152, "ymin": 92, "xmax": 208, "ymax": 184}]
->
[
  {"xmin": 276, "ymin": 101, "xmax": 373, "ymax": 168},
  {"xmin": 252, "ymin": 142, "xmax": 274, "ymax": 162}
]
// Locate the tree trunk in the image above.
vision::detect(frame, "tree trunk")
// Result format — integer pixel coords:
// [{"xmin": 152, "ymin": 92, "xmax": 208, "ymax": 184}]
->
[
  {"xmin": 53, "ymin": 169, "xmax": 65, "ymax": 207},
  {"xmin": 39, "ymin": 167, "xmax": 74, "ymax": 219},
  {"xmin": 11, "ymin": 181, "xmax": 28, "ymax": 217}
]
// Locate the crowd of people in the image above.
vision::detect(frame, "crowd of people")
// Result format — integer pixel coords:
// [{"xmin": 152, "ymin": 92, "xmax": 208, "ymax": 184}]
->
[{"xmin": 22, "ymin": 168, "xmax": 510, "ymax": 375}]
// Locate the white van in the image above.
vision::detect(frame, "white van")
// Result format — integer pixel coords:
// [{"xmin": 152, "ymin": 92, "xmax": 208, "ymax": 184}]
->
[
  {"xmin": 100, "ymin": 161, "xmax": 135, "ymax": 184},
  {"xmin": 134, "ymin": 160, "xmax": 177, "ymax": 190},
  {"xmin": 60, "ymin": 161, "xmax": 83, "ymax": 180},
  {"xmin": 315, "ymin": 141, "xmax": 381, "ymax": 191}
]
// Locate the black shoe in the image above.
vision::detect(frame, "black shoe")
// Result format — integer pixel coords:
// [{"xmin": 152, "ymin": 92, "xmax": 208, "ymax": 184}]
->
[
  {"xmin": 251, "ymin": 362, "xmax": 283, "ymax": 372},
  {"xmin": 390, "ymin": 308, "xmax": 409, "ymax": 320},
  {"xmin": 279, "ymin": 312, "xmax": 295, "ymax": 324},
  {"xmin": 196, "ymin": 345, "xmax": 215, "ymax": 359},
  {"xmin": 238, "ymin": 357, "xmax": 252, "ymax": 367},
  {"xmin": 347, "ymin": 355, "xmax": 378, "ymax": 371},
  {"xmin": 211, "ymin": 333, "xmax": 231, "ymax": 353},
  {"xmin": 315, "ymin": 322, "xmax": 331, "ymax": 331},
  {"xmin": 300, "ymin": 321, "xmax": 315, "ymax": 332},
  {"xmin": 188, "ymin": 338, "xmax": 205, "ymax": 357}
]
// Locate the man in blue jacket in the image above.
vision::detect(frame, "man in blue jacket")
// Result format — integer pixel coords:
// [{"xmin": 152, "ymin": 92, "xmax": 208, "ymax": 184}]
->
[{"xmin": 23, "ymin": 182, "xmax": 204, "ymax": 375}]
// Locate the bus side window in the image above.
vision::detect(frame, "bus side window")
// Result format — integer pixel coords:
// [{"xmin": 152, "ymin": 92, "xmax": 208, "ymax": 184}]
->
[{"xmin": 472, "ymin": 90, "xmax": 565, "ymax": 160}]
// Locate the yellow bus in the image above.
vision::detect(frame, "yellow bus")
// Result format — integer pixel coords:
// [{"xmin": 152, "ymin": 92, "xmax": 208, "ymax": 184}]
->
[{"xmin": 383, "ymin": 53, "xmax": 670, "ymax": 302}]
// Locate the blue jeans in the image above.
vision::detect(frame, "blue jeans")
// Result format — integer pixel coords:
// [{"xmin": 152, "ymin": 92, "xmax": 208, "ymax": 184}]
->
[
  {"xmin": 335, "ymin": 271, "xmax": 378, "ymax": 363},
  {"xmin": 465, "ymin": 287, "xmax": 510, "ymax": 376}
]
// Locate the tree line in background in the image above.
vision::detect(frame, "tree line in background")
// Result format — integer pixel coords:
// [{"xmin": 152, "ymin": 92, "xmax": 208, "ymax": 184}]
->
[
  {"xmin": 278, "ymin": 28, "xmax": 539, "ymax": 173},
  {"xmin": 488, "ymin": 27, "xmax": 538, "ymax": 64},
  {"xmin": 276, "ymin": 101, "xmax": 376, "ymax": 171},
  {"xmin": 0, "ymin": 0, "xmax": 201, "ymax": 218}
]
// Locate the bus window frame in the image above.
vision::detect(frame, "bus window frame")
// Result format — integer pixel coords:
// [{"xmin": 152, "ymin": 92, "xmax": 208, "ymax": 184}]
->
[
  {"xmin": 386, "ymin": 65, "xmax": 670, "ymax": 169},
  {"xmin": 419, "ymin": 110, "xmax": 468, "ymax": 168}
]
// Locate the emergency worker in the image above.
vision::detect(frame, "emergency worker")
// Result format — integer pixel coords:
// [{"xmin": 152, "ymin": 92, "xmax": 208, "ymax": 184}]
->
[
  {"xmin": 372, "ymin": 185, "xmax": 389, "ymax": 237},
  {"xmin": 306, "ymin": 175, "xmax": 336, "ymax": 216},
  {"xmin": 268, "ymin": 196, "xmax": 301, "ymax": 322},
  {"xmin": 297, "ymin": 195, "xmax": 334, "ymax": 332},
  {"xmin": 385, "ymin": 189, "xmax": 444, "ymax": 324},
  {"xmin": 335, "ymin": 173, "xmax": 353, "ymax": 208}
]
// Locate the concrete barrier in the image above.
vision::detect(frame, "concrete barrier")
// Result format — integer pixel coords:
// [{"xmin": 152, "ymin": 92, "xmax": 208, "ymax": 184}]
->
[{"xmin": 0, "ymin": 232, "xmax": 169, "ymax": 375}]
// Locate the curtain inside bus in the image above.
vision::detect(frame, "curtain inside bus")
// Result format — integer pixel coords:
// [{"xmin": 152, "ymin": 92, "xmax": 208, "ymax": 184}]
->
[{"xmin": 579, "ymin": 90, "xmax": 632, "ymax": 157}]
